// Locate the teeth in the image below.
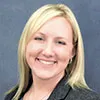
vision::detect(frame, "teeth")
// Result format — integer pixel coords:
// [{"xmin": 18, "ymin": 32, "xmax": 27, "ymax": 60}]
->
[{"xmin": 39, "ymin": 59, "xmax": 55, "ymax": 65}]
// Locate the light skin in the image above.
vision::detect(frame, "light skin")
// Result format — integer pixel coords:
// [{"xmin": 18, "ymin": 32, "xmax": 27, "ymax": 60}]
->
[{"xmin": 24, "ymin": 17, "xmax": 74, "ymax": 100}]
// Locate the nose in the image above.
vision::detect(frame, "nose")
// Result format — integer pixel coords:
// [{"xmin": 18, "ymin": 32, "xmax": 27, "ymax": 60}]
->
[{"xmin": 42, "ymin": 42, "xmax": 55, "ymax": 58}]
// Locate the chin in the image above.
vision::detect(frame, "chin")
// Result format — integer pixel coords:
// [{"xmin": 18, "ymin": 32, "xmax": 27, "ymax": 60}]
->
[
  {"xmin": 32, "ymin": 70, "xmax": 57, "ymax": 80},
  {"xmin": 32, "ymin": 69, "xmax": 64, "ymax": 81},
  {"xmin": 38, "ymin": 73, "xmax": 55, "ymax": 80}
]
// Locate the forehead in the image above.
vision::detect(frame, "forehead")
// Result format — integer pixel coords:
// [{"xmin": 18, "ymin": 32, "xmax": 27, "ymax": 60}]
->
[{"xmin": 37, "ymin": 17, "xmax": 73, "ymax": 41}]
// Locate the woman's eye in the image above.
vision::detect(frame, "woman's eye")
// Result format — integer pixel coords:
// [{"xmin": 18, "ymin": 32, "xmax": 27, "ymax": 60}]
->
[
  {"xmin": 34, "ymin": 37, "xmax": 43, "ymax": 41},
  {"xmin": 57, "ymin": 41, "xmax": 66, "ymax": 45}
]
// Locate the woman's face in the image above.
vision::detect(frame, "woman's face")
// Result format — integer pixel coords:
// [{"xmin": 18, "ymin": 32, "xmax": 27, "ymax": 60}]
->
[{"xmin": 25, "ymin": 17, "xmax": 74, "ymax": 80}]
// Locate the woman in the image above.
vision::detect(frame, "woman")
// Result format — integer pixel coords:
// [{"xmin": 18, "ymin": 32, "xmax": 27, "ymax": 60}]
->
[{"xmin": 5, "ymin": 4, "xmax": 100, "ymax": 100}]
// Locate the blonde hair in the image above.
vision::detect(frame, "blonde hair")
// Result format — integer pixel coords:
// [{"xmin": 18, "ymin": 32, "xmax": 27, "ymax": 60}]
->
[{"xmin": 8, "ymin": 4, "xmax": 89, "ymax": 99}]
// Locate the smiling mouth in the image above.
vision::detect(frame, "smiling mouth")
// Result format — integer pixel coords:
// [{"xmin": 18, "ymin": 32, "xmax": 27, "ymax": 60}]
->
[{"xmin": 36, "ymin": 58, "xmax": 57, "ymax": 65}]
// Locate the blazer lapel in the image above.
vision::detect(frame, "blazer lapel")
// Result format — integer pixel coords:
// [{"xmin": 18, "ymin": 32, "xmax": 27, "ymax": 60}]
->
[{"xmin": 48, "ymin": 75, "xmax": 71, "ymax": 100}]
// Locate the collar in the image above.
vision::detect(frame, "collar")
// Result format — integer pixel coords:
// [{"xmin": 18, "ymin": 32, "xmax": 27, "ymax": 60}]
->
[{"xmin": 48, "ymin": 74, "xmax": 71, "ymax": 100}]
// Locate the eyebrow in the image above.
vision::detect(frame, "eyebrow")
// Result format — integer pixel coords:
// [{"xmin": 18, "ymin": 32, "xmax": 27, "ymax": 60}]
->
[{"xmin": 37, "ymin": 32, "xmax": 69, "ymax": 41}]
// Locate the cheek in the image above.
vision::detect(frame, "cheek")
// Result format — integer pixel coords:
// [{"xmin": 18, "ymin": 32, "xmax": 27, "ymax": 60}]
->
[
  {"xmin": 55, "ymin": 47, "xmax": 71, "ymax": 62},
  {"xmin": 55, "ymin": 47, "xmax": 72, "ymax": 71},
  {"xmin": 26, "ymin": 41, "xmax": 40, "ymax": 56},
  {"xmin": 25, "ymin": 41, "xmax": 44, "ymax": 63},
  {"xmin": 25, "ymin": 42, "xmax": 38, "ymax": 62}
]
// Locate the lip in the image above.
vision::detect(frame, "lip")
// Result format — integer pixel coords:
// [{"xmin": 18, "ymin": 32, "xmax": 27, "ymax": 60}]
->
[{"xmin": 36, "ymin": 58, "xmax": 57, "ymax": 64}]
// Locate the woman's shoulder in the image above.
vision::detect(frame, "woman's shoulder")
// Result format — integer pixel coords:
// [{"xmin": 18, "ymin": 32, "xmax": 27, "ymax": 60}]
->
[
  {"xmin": 4, "ymin": 87, "xmax": 18, "ymax": 100},
  {"xmin": 68, "ymin": 87, "xmax": 100, "ymax": 100}
]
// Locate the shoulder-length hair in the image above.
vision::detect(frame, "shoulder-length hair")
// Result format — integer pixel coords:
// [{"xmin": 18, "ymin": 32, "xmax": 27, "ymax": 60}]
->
[{"xmin": 8, "ymin": 4, "xmax": 89, "ymax": 99}]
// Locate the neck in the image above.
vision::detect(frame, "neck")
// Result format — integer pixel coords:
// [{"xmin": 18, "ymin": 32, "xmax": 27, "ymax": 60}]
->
[
  {"xmin": 24, "ymin": 72, "xmax": 65, "ymax": 100},
  {"xmin": 31, "ymin": 72, "xmax": 65, "ymax": 95}
]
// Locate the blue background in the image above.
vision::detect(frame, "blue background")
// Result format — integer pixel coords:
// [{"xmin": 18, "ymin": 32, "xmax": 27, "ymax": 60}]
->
[{"xmin": 0, "ymin": 0, "xmax": 100, "ymax": 99}]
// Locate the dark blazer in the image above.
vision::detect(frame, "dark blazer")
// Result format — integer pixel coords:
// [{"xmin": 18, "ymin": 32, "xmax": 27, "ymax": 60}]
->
[{"xmin": 5, "ymin": 75, "xmax": 100, "ymax": 100}]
